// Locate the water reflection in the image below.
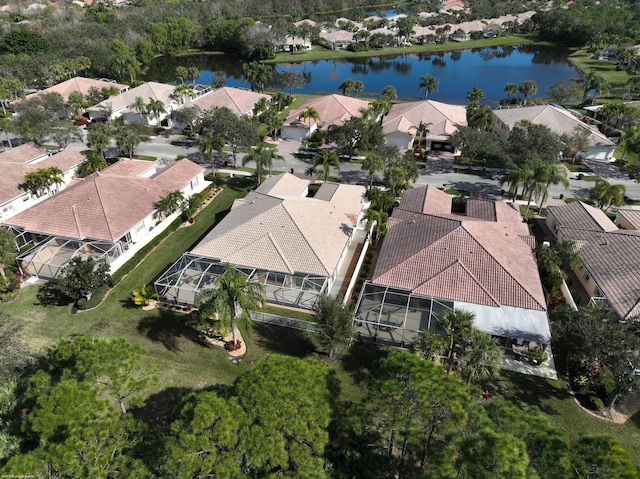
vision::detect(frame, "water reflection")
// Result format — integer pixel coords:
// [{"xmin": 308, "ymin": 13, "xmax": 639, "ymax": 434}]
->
[{"xmin": 143, "ymin": 45, "xmax": 581, "ymax": 104}]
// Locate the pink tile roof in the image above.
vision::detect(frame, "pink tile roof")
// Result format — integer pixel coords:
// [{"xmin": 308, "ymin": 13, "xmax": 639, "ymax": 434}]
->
[
  {"xmin": 373, "ymin": 188, "xmax": 545, "ymax": 311},
  {"xmin": 4, "ymin": 159, "xmax": 204, "ymax": 241},
  {"xmin": 399, "ymin": 185, "xmax": 452, "ymax": 214},
  {"xmin": 187, "ymin": 87, "xmax": 269, "ymax": 116},
  {"xmin": 254, "ymin": 171, "xmax": 309, "ymax": 198},
  {"xmin": 285, "ymin": 94, "xmax": 370, "ymax": 130},
  {"xmin": 0, "ymin": 146, "xmax": 84, "ymax": 206},
  {"xmin": 24, "ymin": 77, "xmax": 128, "ymax": 103},
  {"xmin": 382, "ymin": 100, "xmax": 467, "ymax": 140},
  {"xmin": 547, "ymin": 201, "xmax": 618, "ymax": 233}
]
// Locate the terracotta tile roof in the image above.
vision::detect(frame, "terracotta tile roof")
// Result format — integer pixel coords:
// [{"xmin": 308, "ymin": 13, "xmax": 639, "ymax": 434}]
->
[
  {"xmin": 382, "ymin": 100, "xmax": 467, "ymax": 140},
  {"xmin": 373, "ymin": 199, "xmax": 545, "ymax": 311},
  {"xmin": 399, "ymin": 185, "xmax": 452, "ymax": 214},
  {"xmin": 24, "ymin": 77, "xmax": 128, "ymax": 103},
  {"xmin": 0, "ymin": 146, "xmax": 84, "ymax": 206},
  {"xmin": 4, "ymin": 159, "xmax": 204, "ymax": 241},
  {"xmin": 191, "ymin": 174, "xmax": 365, "ymax": 277},
  {"xmin": 285, "ymin": 94, "xmax": 369, "ymax": 130},
  {"xmin": 98, "ymin": 159, "xmax": 157, "ymax": 178},
  {"xmin": 616, "ymin": 208, "xmax": 640, "ymax": 230},
  {"xmin": 466, "ymin": 199, "xmax": 524, "ymax": 224},
  {"xmin": 186, "ymin": 87, "xmax": 269, "ymax": 116},
  {"xmin": 547, "ymin": 201, "xmax": 618, "ymax": 233},
  {"xmin": 560, "ymin": 228, "xmax": 640, "ymax": 320},
  {"xmin": 493, "ymin": 104, "xmax": 615, "ymax": 148}
]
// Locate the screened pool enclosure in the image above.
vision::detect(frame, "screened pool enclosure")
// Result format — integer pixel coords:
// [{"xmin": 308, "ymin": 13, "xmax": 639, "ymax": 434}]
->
[
  {"xmin": 353, "ymin": 281, "xmax": 454, "ymax": 346},
  {"xmin": 155, "ymin": 254, "xmax": 329, "ymax": 310}
]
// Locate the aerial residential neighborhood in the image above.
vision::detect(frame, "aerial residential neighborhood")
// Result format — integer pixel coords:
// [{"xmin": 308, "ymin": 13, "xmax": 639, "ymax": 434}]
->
[{"xmin": 1, "ymin": 0, "xmax": 640, "ymax": 476}]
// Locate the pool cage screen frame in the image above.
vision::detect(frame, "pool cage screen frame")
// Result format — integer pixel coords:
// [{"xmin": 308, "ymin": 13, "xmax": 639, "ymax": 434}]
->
[{"xmin": 155, "ymin": 253, "xmax": 329, "ymax": 310}]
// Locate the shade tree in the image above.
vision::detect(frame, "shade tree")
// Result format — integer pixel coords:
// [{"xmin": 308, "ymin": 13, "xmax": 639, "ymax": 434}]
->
[
  {"xmin": 312, "ymin": 295, "xmax": 353, "ymax": 360},
  {"xmin": 199, "ymin": 107, "xmax": 259, "ymax": 166},
  {"xmin": 55, "ymin": 256, "xmax": 111, "ymax": 305}
]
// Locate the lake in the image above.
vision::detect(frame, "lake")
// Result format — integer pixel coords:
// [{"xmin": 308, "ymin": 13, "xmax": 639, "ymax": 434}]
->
[{"xmin": 143, "ymin": 45, "xmax": 581, "ymax": 105}]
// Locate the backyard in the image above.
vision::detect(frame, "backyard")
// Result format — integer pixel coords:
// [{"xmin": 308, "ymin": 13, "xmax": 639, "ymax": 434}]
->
[{"xmin": 2, "ymin": 177, "xmax": 640, "ymax": 467}]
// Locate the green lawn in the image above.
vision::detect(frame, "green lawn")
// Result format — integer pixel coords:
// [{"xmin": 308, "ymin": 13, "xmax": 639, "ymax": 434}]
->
[{"xmin": 568, "ymin": 49, "xmax": 636, "ymax": 100}]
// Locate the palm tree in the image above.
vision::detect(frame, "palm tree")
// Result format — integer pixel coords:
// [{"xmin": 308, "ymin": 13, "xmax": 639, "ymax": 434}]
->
[
  {"xmin": 410, "ymin": 121, "xmax": 431, "ymax": 153},
  {"xmin": 44, "ymin": 166, "xmax": 64, "ymax": 195},
  {"xmin": 67, "ymin": 91, "xmax": 88, "ymax": 119},
  {"xmin": 440, "ymin": 308, "xmax": 475, "ymax": 362},
  {"xmin": 523, "ymin": 160, "xmax": 569, "ymax": 214},
  {"xmin": 298, "ymin": 106, "xmax": 320, "ymax": 138},
  {"xmin": 418, "ymin": 74, "xmax": 439, "ymax": 99},
  {"xmin": 115, "ymin": 128, "xmax": 141, "ymax": 160},
  {"xmin": 131, "ymin": 96, "xmax": 147, "ymax": 122},
  {"xmin": 157, "ymin": 190, "xmax": 185, "ymax": 219},
  {"xmin": 361, "ymin": 153, "xmax": 385, "ymax": 190},
  {"xmin": 500, "ymin": 164, "xmax": 532, "ymax": 200},
  {"xmin": 504, "ymin": 83, "xmax": 518, "ymax": 101},
  {"xmin": 197, "ymin": 264, "xmax": 264, "ymax": 345},
  {"xmin": 313, "ymin": 150, "xmax": 340, "ymax": 181},
  {"xmin": 199, "ymin": 132, "xmax": 226, "ymax": 170},
  {"xmin": 619, "ymin": 126, "xmax": 640, "ymax": 162},
  {"xmin": 380, "ymin": 85, "xmax": 398, "ymax": 101},
  {"xmin": 580, "ymin": 72, "xmax": 608, "ymax": 105},
  {"xmin": 87, "ymin": 123, "xmax": 112, "ymax": 158},
  {"xmin": 242, "ymin": 62, "xmax": 273, "ymax": 92},
  {"xmin": 589, "ymin": 179, "xmax": 626, "ymax": 210},
  {"xmin": 173, "ymin": 84, "xmax": 194, "ymax": 104},
  {"xmin": 368, "ymin": 99, "xmax": 391, "ymax": 124},
  {"xmin": 146, "ymin": 98, "xmax": 166, "ymax": 125},
  {"xmin": 353, "ymin": 80, "xmax": 364, "ymax": 98},
  {"xmin": 463, "ymin": 329, "xmax": 502, "ymax": 386},
  {"xmin": 518, "ymin": 80, "xmax": 537, "ymax": 105},
  {"xmin": 338, "ymin": 78, "xmax": 355, "ymax": 96},
  {"xmin": 363, "ymin": 208, "xmax": 388, "ymax": 244},
  {"xmin": 466, "ymin": 86, "xmax": 485, "ymax": 103},
  {"xmin": 242, "ymin": 144, "xmax": 284, "ymax": 185},
  {"xmin": 77, "ymin": 151, "xmax": 107, "ymax": 177}
]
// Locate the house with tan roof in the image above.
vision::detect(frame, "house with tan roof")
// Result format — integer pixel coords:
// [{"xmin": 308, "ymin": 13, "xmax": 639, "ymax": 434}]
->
[
  {"xmin": 155, "ymin": 173, "xmax": 367, "ymax": 309},
  {"xmin": 282, "ymin": 94, "xmax": 371, "ymax": 139},
  {"xmin": 492, "ymin": 104, "xmax": 617, "ymax": 161},
  {"xmin": 0, "ymin": 144, "xmax": 84, "ymax": 222},
  {"xmin": 86, "ymin": 82, "xmax": 179, "ymax": 126},
  {"xmin": 354, "ymin": 185, "xmax": 553, "ymax": 375},
  {"xmin": 4, "ymin": 159, "xmax": 207, "ymax": 280},
  {"xmin": 546, "ymin": 201, "xmax": 640, "ymax": 321},
  {"xmin": 24, "ymin": 77, "xmax": 128, "ymax": 104},
  {"xmin": 382, "ymin": 100, "xmax": 467, "ymax": 150},
  {"xmin": 175, "ymin": 87, "xmax": 269, "ymax": 127},
  {"xmin": 318, "ymin": 30, "xmax": 355, "ymax": 50}
]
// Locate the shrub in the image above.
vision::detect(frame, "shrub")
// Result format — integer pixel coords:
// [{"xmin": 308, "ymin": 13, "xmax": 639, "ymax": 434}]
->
[
  {"xmin": 586, "ymin": 392, "xmax": 605, "ymax": 411},
  {"xmin": 76, "ymin": 284, "xmax": 109, "ymax": 310},
  {"xmin": 571, "ymin": 291, "xmax": 581, "ymax": 305}
]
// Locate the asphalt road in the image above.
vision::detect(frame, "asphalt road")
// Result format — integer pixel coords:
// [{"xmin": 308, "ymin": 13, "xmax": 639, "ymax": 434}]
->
[{"xmin": 67, "ymin": 131, "xmax": 640, "ymax": 205}]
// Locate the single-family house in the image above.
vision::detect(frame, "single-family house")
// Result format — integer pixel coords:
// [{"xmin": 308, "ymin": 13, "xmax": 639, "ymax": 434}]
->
[
  {"xmin": 175, "ymin": 87, "xmax": 269, "ymax": 126},
  {"xmin": 155, "ymin": 173, "xmax": 368, "ymax": 309},
  {"xmin": 0, "ymin": 144, "xmax": 84, "ymax": 223},
  {"xmin": 492, "ymin": 104, "xmax": 617, "ymax": 161},
  {"xmin": 319, "ymin": 30, "xmax": 355, "ymax": 50},
  {"xmin": 382, "ymin": 99, "xmax": 467, "ymax": 150},
  {"xmin": 4, "ymin": 159, "xmax": 207, "ymax": 280},
  {"xmin": 86, "ymin": 81, "xmax": 179, "ymax": 126},
  {"xmin": 546, "ymin": 201, "xmax": 640, "ymax": 321},
  {"xmin": 282, "ymin": 94, "xmax": 371, "ymax": 139},
  {"xmin": 354, "ymin": 185, "xmax": 553, "ymax": 374},
  {"xmin": 23, "ymin": 77, "xmax": 128, "ymax": 104}
]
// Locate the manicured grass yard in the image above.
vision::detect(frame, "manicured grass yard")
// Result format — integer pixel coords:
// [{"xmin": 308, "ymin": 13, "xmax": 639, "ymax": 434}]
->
[{"xmin": 4, "ymin": 180, "xmax": 640, "ymax": 466}]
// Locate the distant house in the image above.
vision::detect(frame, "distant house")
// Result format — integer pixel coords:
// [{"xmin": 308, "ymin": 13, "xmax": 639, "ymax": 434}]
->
[
  {"xmin": 282, "ymin": 94, "xmax": 371, "ymax": 139},
  {"xmin": 23, "ymin": 77, "xmax": 128, "ymax": 104},
  {"xmin": 319, "ymin": 30, "xmax": 355, "ymax": 50},
  {"xmin": 546, "ymin": 201, "xmax": 640, "ymax": 321},
  {"xmin": 0, "ymin": 144, "xmax": 84, "ymax": 223},
  {"xmin": 4, "ymin": 159, "xmax": 207, "ymax": 280},
  {"xmin": 382, "ymin": 100, "xmax": 467, "ymax": 150},
  {"xmin": 276, "ymin": 35, "xmax": 312, "ymax": 52},
  {"xmin": 354, "ymin": 186, "xmax": 553, "ymax": 375},
  {"xmin": 492, "ymin": 104, "xmax": 617, "ymax": 161},
  {"xmin": 177, "ymin": 86, "xmax": 270, "ymax": 121},
  {"xmin": 155, "ymin": 173, "xmax": 368, "ymax": 309},
  {"xmin": 86, "ymin": 82, "xmax": 179, "ymax": 126}
]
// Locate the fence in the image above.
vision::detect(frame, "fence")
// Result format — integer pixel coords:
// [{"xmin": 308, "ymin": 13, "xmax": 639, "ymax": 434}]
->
[{"xmin": 250, "ymin": 311, "xmax": 320, "ymax": 333}]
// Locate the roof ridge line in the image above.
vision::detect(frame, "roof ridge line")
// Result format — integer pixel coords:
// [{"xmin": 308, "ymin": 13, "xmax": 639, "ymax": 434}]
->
[
  {"xmin": 93, "ymin": 177, "xmax": 116, "ymax": 241},
  {"xmin": 266, "ymin": 232, "xmax": 294, "ymax": 274},
  {"xmin": 460, "ymin": 224, "xmax": 546, "ymax": 310},
  {"xmin": 282, "ymin": 202, "xmax": 329, "ymax": 276}
]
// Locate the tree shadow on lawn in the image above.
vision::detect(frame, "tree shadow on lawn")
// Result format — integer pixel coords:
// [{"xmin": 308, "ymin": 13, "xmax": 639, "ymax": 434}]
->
[
  {"xmin": 337, "ymin": 343, "xmax": 388, "ymax": 386},
  {"xmin": 487, "ymin": 370, "xmax": 571, "ymax": 416},
  {"xmin": 250, "ymin": 322, "xmax": 316, "ymax": 358},
  {"xmin": 137, "ymin": 309, "xmax": 202, "ymax": 353}
]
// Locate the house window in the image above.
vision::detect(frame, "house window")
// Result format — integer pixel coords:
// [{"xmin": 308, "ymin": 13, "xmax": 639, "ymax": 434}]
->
[
  {"xmin": 1, "ymin": 203, "xmax": 10, "ymax": 213},
  {"xmin": 190, "ymin": 177, "xmax": 199, "ymax": 190},
  {"xmin": 134, "ymin": 221, "xmax": 145, "ymax": 234},
  {"xmin": 594, "ymin": 285, "xmax": 604, "ymax": 297},
  {"xmin": 552, "ymin": 220, "xmax": 559, "ymax": 234},
  {"xmin": 583, "ymin": 272, "xmax": 590, "ymax": 283}
]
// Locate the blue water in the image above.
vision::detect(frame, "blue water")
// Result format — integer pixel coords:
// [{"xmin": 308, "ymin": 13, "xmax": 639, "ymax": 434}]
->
[{"xmin": 145, "ymin": 45, "xmax": 581, "ymax": 105}]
